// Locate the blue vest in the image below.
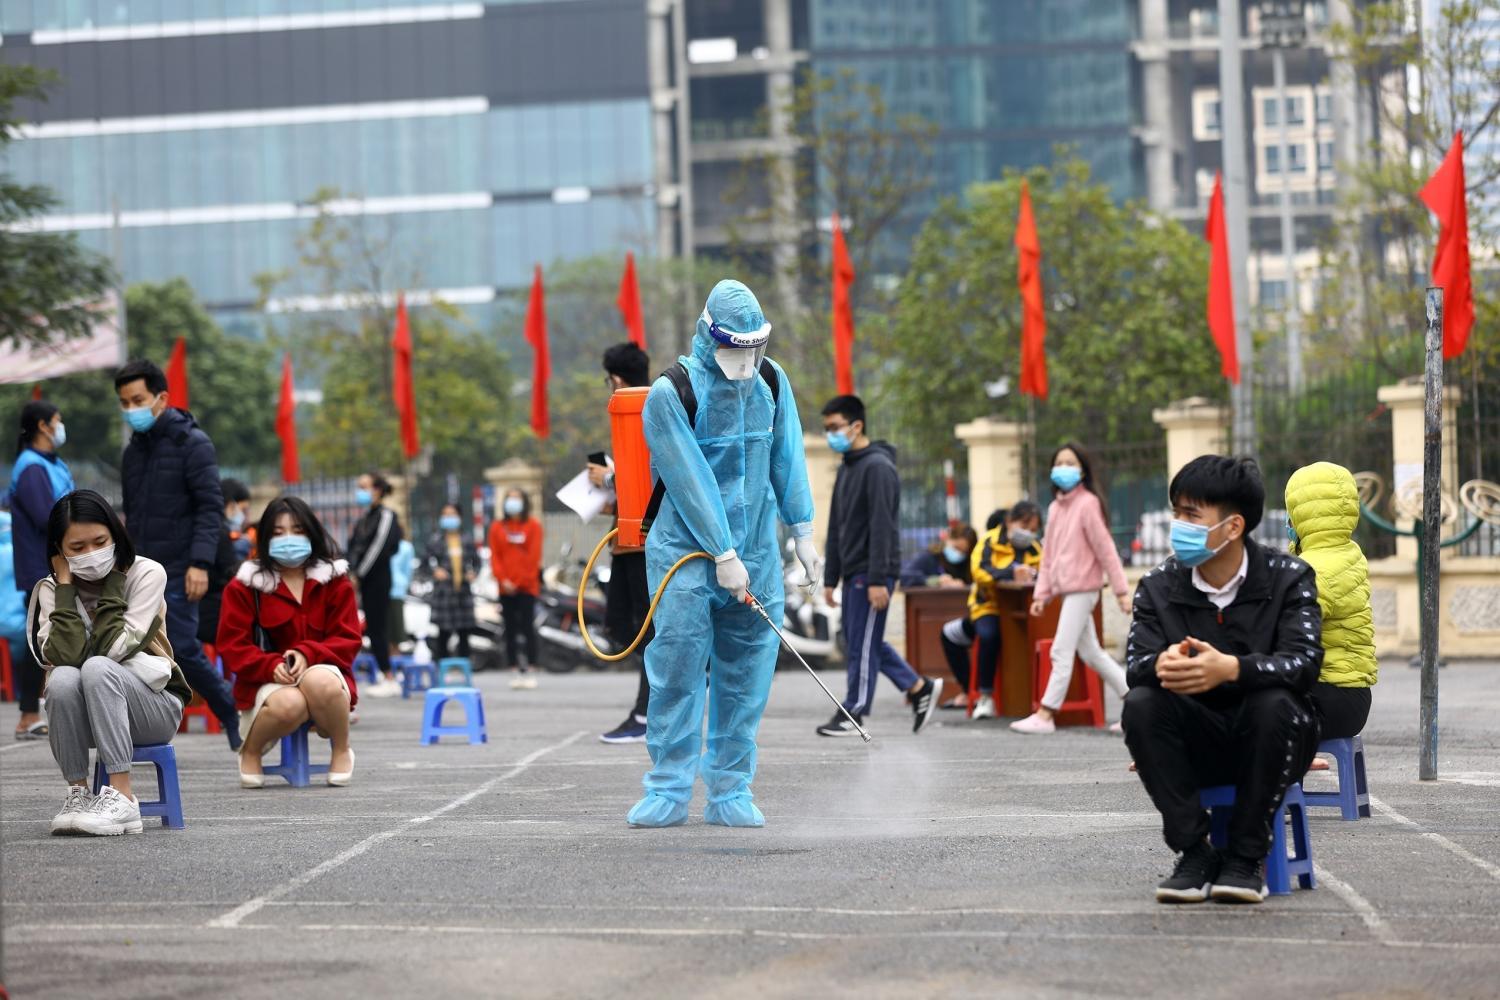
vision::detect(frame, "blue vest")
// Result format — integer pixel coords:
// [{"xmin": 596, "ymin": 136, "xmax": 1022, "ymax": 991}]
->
[{"xmin": 8, "ymin": 447, "xmax": 76, "ymax": 505}]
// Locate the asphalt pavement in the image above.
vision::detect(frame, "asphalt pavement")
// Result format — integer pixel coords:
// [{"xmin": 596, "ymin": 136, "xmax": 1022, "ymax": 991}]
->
[{"xmin": 3, "ymin": 657, "xmax": 1499, "ymax": 999}]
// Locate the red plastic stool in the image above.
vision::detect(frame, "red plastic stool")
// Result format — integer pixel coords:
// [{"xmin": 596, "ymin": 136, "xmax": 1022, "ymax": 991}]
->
[
  {"xmin": 0, "ymin": 638, "xmax": 14, "ymax": 702},
  {"xmin": 1032, "ymin": 638, "xmax": 1105, "ymax": 728},
  {"xmin": 178, "ymin": 650, "xmax": 224, "ymax": 735}
]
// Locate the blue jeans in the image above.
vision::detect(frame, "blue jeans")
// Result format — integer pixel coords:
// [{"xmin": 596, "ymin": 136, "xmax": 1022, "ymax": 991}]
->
[
  {"xmin": 165, "ymin": 576, "xmax": 239, "ymax": 735},
  {"xmin": 840, "ymin": 574, "xmax": 920, "ymax": 716}
]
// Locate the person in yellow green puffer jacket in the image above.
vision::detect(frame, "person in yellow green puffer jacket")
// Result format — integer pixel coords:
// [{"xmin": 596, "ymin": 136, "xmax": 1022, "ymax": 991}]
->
[{"xmin": 1285, "ymin": 462, "xmax": 1377, "ymax": 740}]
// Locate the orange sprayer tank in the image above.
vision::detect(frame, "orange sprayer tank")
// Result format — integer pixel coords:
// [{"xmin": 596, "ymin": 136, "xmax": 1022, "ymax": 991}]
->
[{"xmin": 608, "ymin": 387, "xmax": 653, "ymax": 548}]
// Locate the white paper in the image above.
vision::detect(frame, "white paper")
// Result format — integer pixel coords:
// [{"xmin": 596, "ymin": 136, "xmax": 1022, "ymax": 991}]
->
[{"xmin": 556, "ymin": 469, "xmax": 612, "ymax": 523}]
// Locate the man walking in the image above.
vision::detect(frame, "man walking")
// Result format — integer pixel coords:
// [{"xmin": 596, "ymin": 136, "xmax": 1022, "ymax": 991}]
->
[
  {"xmin": 115, "ymin": 358, "xmax": 240, "ymax": 750},
  {"xmin": 818, "ymin": 395, "xmax": 941, "ymax": 737}
]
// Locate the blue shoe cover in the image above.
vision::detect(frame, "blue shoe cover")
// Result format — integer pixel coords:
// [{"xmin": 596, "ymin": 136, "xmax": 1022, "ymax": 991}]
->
[
  {"xmin": 627, "ymin": 793, "xmax": 689, "ymax": 828},
  {"xmin": 705, "ymin": 794, "xmax": 764, "ymax": 828}
]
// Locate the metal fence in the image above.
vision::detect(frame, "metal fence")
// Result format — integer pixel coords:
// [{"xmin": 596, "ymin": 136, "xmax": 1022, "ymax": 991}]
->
[
  {"xmin": 893, "ymin": 451, "xmax": 969, "ymax": 562},
  {"xmin": 1021, "ymin": 437, "xmax": 1171, "ymax": 567},
  {"xmin": 1454, "ymin": 366, "xmax": 1499, "ymax": 558}
]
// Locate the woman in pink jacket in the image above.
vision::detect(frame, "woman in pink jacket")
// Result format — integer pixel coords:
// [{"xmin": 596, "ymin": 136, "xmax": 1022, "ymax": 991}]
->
[{"xmin": 1013, "ymin": 442, "xmax": 1131, "ymax": 734}]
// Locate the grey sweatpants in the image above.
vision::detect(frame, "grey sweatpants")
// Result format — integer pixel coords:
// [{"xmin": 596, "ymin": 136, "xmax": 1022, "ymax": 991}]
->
[{"xmin": 46, "ymin": 657, "xmax": 183, "ymax": 781}]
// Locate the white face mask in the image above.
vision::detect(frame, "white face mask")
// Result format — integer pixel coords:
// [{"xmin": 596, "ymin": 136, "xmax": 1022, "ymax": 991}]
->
[
  {"xmin": 67, "ymin": 544, "xmax": 116, "ymax": 582},
  {"xmin": 715, "ymin": 347, "xmax": 759, "ymax": 381}
]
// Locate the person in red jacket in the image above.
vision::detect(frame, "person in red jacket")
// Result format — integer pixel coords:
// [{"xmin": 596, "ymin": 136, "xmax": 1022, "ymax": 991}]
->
[
  {"xmin": 488, "ymin": 487, "xmax": 542, "ymax": 689},
  {"xmin": 218, "ymin": 495, "xmax": 361, "ymax": 788}
]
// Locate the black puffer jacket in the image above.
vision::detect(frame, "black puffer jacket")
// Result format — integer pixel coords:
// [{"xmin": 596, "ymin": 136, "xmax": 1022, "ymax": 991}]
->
[
  {"xmin": 120, "ymin": 408, "xmax": 223, "ymax": 579},
  {"xmin": 1125, "ymin": 536, "xmax": 1324, "ymax": 711}
]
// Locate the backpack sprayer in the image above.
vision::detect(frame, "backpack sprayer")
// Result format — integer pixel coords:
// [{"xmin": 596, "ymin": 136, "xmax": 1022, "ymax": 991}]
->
[{"xmin": 573, "ymin": 385, "xmax": 871, "ymax": 743}]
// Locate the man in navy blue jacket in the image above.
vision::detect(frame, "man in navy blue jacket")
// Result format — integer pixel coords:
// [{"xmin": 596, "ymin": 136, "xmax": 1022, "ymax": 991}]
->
[{"xmin": 116, "ymin": 358, "xmax": 240, "ymax": 750}]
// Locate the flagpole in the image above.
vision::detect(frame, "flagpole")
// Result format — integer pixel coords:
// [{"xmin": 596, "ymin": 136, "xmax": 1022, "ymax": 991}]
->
[{"xmin": 1218, "ymin": 0, "xmax": 1256, "ymax": 457}]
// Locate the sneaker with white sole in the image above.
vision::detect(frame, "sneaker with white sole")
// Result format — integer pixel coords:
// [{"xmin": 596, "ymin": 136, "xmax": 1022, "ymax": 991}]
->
[
  {"xmin": 73, "ymin": 785, "xmax": 143, "ymax": 836},
  {"xmin": 50, "ymin": 785, "xmax": 95, "ymax": 835},
  {"xmin": 815, "ymin": 711, "xmax": 866, "ymax": 737},
  {"xmin": 1210, "ymin": 855, "xmax": 1268, "ymax": 904},
  {"xmin": 1156, "ymin": 840, "xmax": 1220, "ymax": 903},
  {"xmin": 365, "ymin": 678, "xmax": 401, "ymax": 698},
  {"xmin": 510, "ymin": 672, "xmax": 539, "ymax": 690},
  {"xmin": 1009, "ymin": 711, "xmax": 1056, "ymax": 734},
  {"xmin": 600, "ymin": 715, "xmax": 648, "ymax": 744},
  {"xmin": 909, "ymin": 677, "xmax": 943, "ymax": 734},
  {"xmin": 970, "ymin": 693, "xmax": 996, "ymax": 720}
]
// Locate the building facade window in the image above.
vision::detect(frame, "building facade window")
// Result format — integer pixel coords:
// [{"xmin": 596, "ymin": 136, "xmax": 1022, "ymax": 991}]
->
[{"xmin": 1317, "ymin": 140, "xmax": 1334, "ymax": 171}]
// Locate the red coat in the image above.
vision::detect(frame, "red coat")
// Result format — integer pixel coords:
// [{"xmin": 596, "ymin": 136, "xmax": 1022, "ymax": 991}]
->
[
  {"xmin": 216, "ymin": 558, "xmax": 362, "ymax": 710},
  {"xmin": 488, "ymin": 517, "xmax": 542, "ymax": 596}
]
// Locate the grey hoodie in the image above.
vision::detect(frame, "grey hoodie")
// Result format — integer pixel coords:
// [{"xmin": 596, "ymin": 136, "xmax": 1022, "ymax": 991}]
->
[{"xmin": 824, "ymin": 441, "xmax": 902, "ymax": 587}]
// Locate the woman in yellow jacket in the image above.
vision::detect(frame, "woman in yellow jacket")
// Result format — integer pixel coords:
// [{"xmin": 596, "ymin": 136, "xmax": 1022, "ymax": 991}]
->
[{"xmin": 1285, "ymin": 462, "xmax": 1378, "ymax": 739}]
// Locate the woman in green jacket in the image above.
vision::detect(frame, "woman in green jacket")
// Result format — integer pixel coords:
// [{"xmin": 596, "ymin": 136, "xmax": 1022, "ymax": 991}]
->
[{"xmin": 1285, "ymin": 462, "xmax": 1377, "ymax": 739}]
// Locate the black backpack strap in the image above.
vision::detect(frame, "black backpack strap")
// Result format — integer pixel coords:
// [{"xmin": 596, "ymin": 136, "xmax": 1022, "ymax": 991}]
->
[
  {"xmin": 759, "ymin": 358, "xmax": 780, "ymax": 407},
  {"xmin": 642, "ymin": 363, "xmax": 696, "ymax": 537}
]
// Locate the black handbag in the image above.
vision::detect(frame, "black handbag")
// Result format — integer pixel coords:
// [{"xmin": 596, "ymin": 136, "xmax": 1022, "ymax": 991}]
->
[{"xmin": 252, "ymin": 591, "xmax": 275, "ymax": 653}]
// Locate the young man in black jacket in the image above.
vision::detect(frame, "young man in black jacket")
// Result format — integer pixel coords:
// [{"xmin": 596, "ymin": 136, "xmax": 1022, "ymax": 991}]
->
[
  {"xmin": 1123, "ymin": 456, "xmax": 1323, "ymax": 905},
  {"xmin": 818, "ymin": 395, "xmax": 941, "ymax": 737},
  {"xmin": 347, "ymin": 471, "xmax": 404, "ymax": 697}
]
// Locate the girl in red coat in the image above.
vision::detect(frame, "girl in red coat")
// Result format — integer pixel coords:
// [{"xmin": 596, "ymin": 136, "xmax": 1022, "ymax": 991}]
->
[
  {"xmin": 487, "ymin": 487, "xmax": 542, "ymax": 689},
  {"xmin": 218, "ymin": 496, "xmax": 362, "ymax": 787}
]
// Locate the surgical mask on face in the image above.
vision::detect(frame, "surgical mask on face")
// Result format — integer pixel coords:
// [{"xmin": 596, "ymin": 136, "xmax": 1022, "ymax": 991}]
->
[
  {"xmin": 1009, "ymin": 527, "xmax": 1037, "ymax": 550},
  {"xmin": 51, "ymin": 422, "xmax": 67, "ymax": 448},
  {"xmin": 439, "ymin": 515, "xmax": 462, "ymax": 532},
  {"xmin": 714, "ymin": 347, "xmax": 758, "ymax": 381},
  {"xmin": 943, "ymin": 544, "xmax": 966, "ymax": 565},
  {"xmin": 227, "ymin": 511, "xmax": 246, "ymax": 531},
  {"xmin": 122, "ymin": 405, "xmax": 158, "ymax": 433},
  {"xmin": 66, "ymin": 544, "xmax": 116, "ymax": 582},
  {"xmin": 826, "ymin": 429, "xmax": 853, "ymax": 453},
  {"xmin": 1051, "ymin": 465, "xmax": 1082, "ymax": 491},
  {"xmin": 503, "ymin": 498, "xmax": 524, "ymax": 517},
  {"xmin": 268, "ymin": 534, "xmax": 312, "ymax": 567},
  {"xmin": 1170, "ymin": 517, "xmax": 1232, "ymax": 568},
  {"xmin": 354, "ymin": 488, "xmax": 373, "ymax": 507}
]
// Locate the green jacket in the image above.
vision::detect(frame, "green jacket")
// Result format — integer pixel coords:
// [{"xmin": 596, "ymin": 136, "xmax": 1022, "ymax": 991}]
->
[{"xmin": 1285, "ymin": 462, "xmax": 1378, "ymax": 688}]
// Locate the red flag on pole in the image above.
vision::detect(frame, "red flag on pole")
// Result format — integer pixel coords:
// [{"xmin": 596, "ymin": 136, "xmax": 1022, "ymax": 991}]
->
[
  {"xmin": 1015, "ymin": 180, "xmax": 1049, "ymax": 400},
  {"xmin": 276, "ymin": 353, "xmax": 300, "ymax": 484},
  {"xmin": 617, "ymin": 252, "xmax": 646, "ymax": 350},
  {"xmin": 831, "ymin": 213, "xmax": 856, "ymax": 396},
  {"xmin": 30, "ymin": 384, "xmax": 42, "ymax": 401},
  {"xmin": 1204, "ymin": 173, "xmax": 1240, "ymax": 384},
  {"xmin": 392, "ymin": 294, "xmax": 421, "ymax": 460},
  {"xmin": 166, "ymin": 336, "xmax": 189, "ymax": 409},
  {"xmin": 526, "ymin": 265, "xmax": 551, "ymax": 439},
  {"xmin": 1419, "ymin": 132, "xmax": 1474, "ymax": 359}
]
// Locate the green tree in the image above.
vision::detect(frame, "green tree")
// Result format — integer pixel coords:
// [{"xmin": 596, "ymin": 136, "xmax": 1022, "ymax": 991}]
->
[
  {"xmin": 0, "ymin": 279, "xmax": 278, "ymax": 469},
  {"xmin": 876, "ymin": 159, "xmax": 1223, "ymax": 460},
  {"xmin": 0, "ymin": 64, "xmax": 114, "ymax": 350}
]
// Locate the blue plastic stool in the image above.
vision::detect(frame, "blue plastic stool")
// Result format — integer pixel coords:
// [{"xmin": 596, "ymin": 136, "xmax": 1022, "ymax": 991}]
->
[
  {"xmin": 437, "ymin": 657, "xmax": 475, "ymax": 687},
  {"xmin": 420, "ymin": 686, "xmax": 487, "ymax": 745},
  {"xmin": 1305, "ymin": 736, "xmax": 1371, "ymax": 820},
  {"xmin": 401, "ymin": 661, "xmax": 438, "ymax": 699},
  {"xmin": 91, "ymin": 743, "xmax": 184, "ymax": 829},
  {"xmin": 1202, "ymin": 782, "xmax": 1314, "ymax": 895},
  {"xmin": 262, "ymin": 722, "xmax": 329, "ymax": 787},
  {"xmin": 353, "ymin": 652, "xmax": 381, "ymax": 685}
]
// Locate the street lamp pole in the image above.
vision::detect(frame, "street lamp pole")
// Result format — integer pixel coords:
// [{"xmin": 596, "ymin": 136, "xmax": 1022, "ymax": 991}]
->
[
  {"xmin": 1261, "ymin": 1, "xmax": 1307, "ymax": 393},
  {"xmin": 1218, "ymin": 0, "xmax": 1256, "ymax": 456}
]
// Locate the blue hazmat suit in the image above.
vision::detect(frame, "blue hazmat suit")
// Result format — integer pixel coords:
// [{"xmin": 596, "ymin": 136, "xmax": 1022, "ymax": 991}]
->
[{"xmin": 628, "ymin": 280, "xmax": 815, "ymax": 828}]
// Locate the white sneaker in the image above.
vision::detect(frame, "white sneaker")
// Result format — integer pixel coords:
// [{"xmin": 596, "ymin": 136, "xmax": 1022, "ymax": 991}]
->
[
  {"xmin": 510, "ymin": 673, "xmax": 538, "ymax": 690},
  {"xmin": 73, "ymin": 785, "xmax": 143, "ymax": 836},
  {"xmin": 366, "ymin": 679, "xmax": 401, "ymax": 698},
  {"xmin": 50, "ymin": 785, "xmax": 95, "ymax": 835},
  {"xmin": 970, "ymin": 694, "xmax": 996, "ymax": 720},
  {"xmin": 1009, "ymin": 711, "xmax": 1057, "ymax": 735}
]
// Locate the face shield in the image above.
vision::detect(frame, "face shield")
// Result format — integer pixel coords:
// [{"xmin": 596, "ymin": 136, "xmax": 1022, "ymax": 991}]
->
[{"xmin": 704, "ymin": 306, "xmax": 771, "ymax": 381}]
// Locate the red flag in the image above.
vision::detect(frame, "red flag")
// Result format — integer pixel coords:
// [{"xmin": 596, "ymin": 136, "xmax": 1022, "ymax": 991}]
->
[
  {"xmin": 30, "ymin": 384, "xmax": 42, "ymax": 401},
  {"xmin": 617, "ymin": 252, "xmax": 646, "ymax": 349},
  {"xmin": 166, "ymin": 336, "xmax": 189, "ymax": 409},
  {"xmin": 276, "ymin": 353, "xmax": 300, "ymax": 484},
  {"xmin": 1204, "ymin": 173, "xmax": 1240, "ymax": 383},
  {"xmin": 831, "ymin": 214, "xmax": 856, "ymax": 395},
  {"xmin": 526, "ymin": 265, "xmax": 551, "ymax": 439},
  {"xmin": 1419, "ymin": 132, "xmax": 1475, "ymax": 359},
  {"xmin": 391, "ymin": 294, "xmax": 421, "ymax": 460},
  {"xmin": 1015, "ymin": 181, "xmax": 1048, "ymax": 400}
]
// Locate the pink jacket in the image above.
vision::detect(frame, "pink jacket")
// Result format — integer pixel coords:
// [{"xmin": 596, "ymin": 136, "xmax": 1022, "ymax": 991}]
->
[{"xmin": 1033, "ymin": 487, "xmax": 1129, "ymax": 604}]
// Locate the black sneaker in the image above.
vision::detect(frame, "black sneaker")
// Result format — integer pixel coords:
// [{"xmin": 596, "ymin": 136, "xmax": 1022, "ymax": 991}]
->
[
  {"xmin": 600, "ymin": 715, "xmax": 648, "ymax": 744},
  {"xmin": 909, "ymin": 677, "xmax": 943, "ymax": 734},
  {"xmin": 816, "ymin": 711, "xmax": 865, "ymax": 737},
  {"xmin": 1210, "ymin": 854, "xmax": 1268, "ymax": 904},
  {"xmin": 1155, "ymin": 840, "xmax": 1220, "ymax": 904}
]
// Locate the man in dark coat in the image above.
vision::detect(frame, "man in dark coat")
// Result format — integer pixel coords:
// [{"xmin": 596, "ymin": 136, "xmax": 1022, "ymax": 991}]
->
[{"xmin": 116, "ymin": 358, "xmax": 240, "ymax": 750}]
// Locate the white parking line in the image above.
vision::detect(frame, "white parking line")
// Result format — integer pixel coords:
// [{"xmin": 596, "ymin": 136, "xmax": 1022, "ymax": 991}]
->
[
  {"xmin": 1369, "ymin": 795, "xmax": 1500, "ymax": 882},
  {"xmin": 1312, "ymin": 863, "xmax": 1399, "ymax": 946},
  {"xmin": 205, "ymin": 731, "xmax": 588, "ymax": 929}
]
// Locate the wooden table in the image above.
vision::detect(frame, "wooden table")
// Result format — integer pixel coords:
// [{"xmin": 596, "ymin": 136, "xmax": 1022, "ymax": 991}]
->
[{"xmin": 904, "ymin": 584, "xmax": 1103, "ymax": 718}]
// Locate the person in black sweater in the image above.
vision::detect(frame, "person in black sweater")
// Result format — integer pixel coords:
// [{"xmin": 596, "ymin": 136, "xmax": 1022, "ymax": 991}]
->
[
  {"xmin": 1124, "ymin": 456, "xmax": 1323, "ymax": 905},
  {"xmin": 346, "ymin": 471, "xmax": 403, "ymax": 696},
  {"xmin": 817, "ymin": 395, "xmax": 940, "ymax": 738}
]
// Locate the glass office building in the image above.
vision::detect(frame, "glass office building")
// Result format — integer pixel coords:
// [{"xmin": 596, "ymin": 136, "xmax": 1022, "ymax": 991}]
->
[{"xmin": 0, "ymin": 1, "xmax": 659, "ymax": 331}]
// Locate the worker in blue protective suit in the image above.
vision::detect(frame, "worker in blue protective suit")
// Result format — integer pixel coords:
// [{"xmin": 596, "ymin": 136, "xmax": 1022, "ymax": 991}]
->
[{"xmin": 628, "ymin": 279, "xmax": 821, "ymax": 828}]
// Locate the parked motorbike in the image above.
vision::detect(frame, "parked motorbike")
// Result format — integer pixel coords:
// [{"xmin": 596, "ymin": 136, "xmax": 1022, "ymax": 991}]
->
[{"xmin": 535, "ymin": 542, "xmax": 618, "ymax": 673}]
